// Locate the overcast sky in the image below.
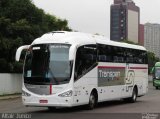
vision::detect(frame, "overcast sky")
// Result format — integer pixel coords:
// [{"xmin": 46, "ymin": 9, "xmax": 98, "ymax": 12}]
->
[{"xmin": 32, "ymin": 0, "xmax": 160, "ymax": 38}]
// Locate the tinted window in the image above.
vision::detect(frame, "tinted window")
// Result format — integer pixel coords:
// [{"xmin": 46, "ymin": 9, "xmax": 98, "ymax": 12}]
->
[
  {"xmin": 74, "ymin": 45, "xmax": 97, "ymax": 81},
  {"xmin": 126, "ymin": 49, "xmax": 148, "ymax": 64},
  {"xmin": 24, "ymin": 44, "xmax": 72, "ymax": 85},
  {"xmin": 98, "ymin": 44, "xmax": 112, "ymax": 62},
  {"xmin": 98, "ymin": 44, "xmax": 125, "ymax": 63},
  {"xmin": 98, "ymin": 44, "xmax": 147, "ymax": 64}
]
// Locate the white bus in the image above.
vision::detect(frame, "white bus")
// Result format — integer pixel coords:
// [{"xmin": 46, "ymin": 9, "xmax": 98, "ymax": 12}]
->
[{"xmin": 16, "ymin": 31, "xmax": 148, "ymax": 110}]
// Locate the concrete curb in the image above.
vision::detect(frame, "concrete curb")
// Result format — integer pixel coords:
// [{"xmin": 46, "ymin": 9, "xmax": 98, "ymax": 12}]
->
[{"xmin": 0, "ymin": 94, "xmax": 21, "ymax": 100}]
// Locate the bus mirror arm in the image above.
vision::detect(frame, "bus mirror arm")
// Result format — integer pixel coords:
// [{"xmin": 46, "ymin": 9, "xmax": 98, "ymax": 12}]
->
[{"xmin": 15, "ymin": 45, "xmax": 30, "ymax": 62}]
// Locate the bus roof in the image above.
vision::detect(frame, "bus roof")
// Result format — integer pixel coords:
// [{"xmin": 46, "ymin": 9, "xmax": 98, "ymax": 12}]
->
[
  {"xmin": 155, "ymin": 62, "xmax": 160, "ymax": 67},
  {"xmin": 32, "ymin": 31, "xmax": 146, "ymax": 51}
]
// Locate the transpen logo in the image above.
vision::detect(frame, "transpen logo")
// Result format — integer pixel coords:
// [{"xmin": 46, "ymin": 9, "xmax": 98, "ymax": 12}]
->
[
  {"xmin": 126, "ymin": 70, "xmax": 135, "ymax": 84},
  {"xmin": 98, "ymin": 70, "xmax": 121, "ymax": 81},
  {"xmin": 98, "ymin": 66, "xmax": 125, "ymax": 86}
]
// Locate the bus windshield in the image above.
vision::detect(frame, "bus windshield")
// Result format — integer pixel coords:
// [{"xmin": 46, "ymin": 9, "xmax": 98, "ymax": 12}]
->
[
  {"xmin": 155, "ymin": 67, "xmax": 160, "ymax": 79},
  {"xmin": 24, "ymin": 44, "xmax": 72, "ymax": 85}
]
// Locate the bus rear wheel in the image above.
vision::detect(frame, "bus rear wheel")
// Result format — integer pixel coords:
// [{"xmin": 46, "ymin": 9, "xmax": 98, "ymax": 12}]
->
[
  {"xmin": 124, "ymin": 87, "xmax": 137, "ymax": 103},
  {"xmin": 129, "ymin": 87, "xmax": 137, "ymax": 103}
]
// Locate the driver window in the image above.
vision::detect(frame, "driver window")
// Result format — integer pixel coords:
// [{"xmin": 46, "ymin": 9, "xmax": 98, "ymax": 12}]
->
[{"xmin": 74, "ymin": 45, "xmax": 97, "ymax": 81}]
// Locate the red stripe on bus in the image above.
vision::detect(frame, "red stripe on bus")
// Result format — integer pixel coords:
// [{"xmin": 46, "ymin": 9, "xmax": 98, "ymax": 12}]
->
[
  {"xmin": 98, "ymin": 66, "xmax": 125, "ymax": 69},
  {"xmin": 129, "ymin": 67, "xmax": 148, "ymax": 69},
  {"xmin": 50, "ymin": 84, "xmax": 52, "ymax": 95}
]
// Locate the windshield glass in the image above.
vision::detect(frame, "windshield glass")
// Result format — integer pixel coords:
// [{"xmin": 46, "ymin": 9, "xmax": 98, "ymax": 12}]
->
[
  {"xmin": 24, "ymin": 44, "xmax": 72, "ymax": 85},
  {"xmin": 155, "ymin": 67, "xmax": 160, "ymax": 79}
]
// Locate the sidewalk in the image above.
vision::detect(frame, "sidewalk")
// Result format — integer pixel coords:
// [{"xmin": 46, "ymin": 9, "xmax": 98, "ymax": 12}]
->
[{"xmin": 0, "ymin": 94, "xmax": 21, "ymax": 100}]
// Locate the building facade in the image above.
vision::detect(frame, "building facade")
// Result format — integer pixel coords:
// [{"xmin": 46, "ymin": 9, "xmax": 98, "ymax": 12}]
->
[
  {"xmin": 144, "ymin": 23, "xmax": 160, "ymax": 58},
  {"xmin": 110, "ymin": 0, "xmax": 139, "ymax": 43},
  {"xmin": 139, "ymin": 24, "xmax": 144, "ymax": 46}
]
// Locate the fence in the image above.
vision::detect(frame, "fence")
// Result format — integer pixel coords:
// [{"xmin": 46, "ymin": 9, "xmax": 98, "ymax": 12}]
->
[
  {"xmin": 0, "ymin": 74, "xmax": 153, "ymax": 95},
  {"xmin": 0, "ymin": 73, "xmax": 22, "ymax": 95}
]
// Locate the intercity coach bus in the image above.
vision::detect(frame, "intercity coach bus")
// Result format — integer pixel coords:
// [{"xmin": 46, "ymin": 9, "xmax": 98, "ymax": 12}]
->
[
  {"xmin": 15, "ymin": 31, "xmax": 148, "ymax": 110},
  {"xmin": 151, "ymin": 62, "xmax": 160, "ymax": 89}
]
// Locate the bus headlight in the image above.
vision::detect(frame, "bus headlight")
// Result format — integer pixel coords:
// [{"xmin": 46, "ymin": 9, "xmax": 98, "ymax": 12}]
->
[
  {"xmin": 22, "ymin": 90, "xmax": 31, "ymax": 97},
  {"xmin": 58, "ymin": 90, "xmax": 73, "ymax": 97}
]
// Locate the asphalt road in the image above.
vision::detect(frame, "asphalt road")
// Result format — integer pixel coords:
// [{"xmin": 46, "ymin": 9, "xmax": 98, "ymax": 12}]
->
[{"xmin": 0, "ymin": 83, "xmax": 160, "ymax": 119}]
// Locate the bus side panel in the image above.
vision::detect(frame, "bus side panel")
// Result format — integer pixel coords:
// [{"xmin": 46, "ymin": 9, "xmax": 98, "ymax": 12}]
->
[
  {"xmin": 128, "ymin": 64, "xmax": 148, "ymax": 96},
  {"xmin": 73, "ymin": 67, "xmax": 97, "ymax": 106},
  {"xmin": 73, "ymin": 63, "xmax": 148, "ymax": 106},
  {"xmin": 98, "ymin": 62, "xmax": 128, "ymax": 102}
]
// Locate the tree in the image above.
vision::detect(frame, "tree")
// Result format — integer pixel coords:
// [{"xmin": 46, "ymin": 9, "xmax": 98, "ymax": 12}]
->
[
  {"xmin": 0, "ymin": 0, "xmax": 71, "ymax": 73},
  {"xmin": 122, "ymin": 40, "xmax": 138, "ymax": 45}
]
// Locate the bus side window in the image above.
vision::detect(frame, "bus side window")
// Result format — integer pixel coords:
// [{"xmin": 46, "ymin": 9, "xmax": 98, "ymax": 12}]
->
[
  {"xmin": 74, "ymin": 45, "xmax": 97, "ymax": 81},
  {"xmin": 126, "ymin": 49, "xmax": 134, "ymax": 63},
  {"xmin": 98, "ymin": 44, "xmax": 113, "ymax": 62},
  {"xmin": 98, "ymin": 55, "xmax": 107, "ymax": 62}
]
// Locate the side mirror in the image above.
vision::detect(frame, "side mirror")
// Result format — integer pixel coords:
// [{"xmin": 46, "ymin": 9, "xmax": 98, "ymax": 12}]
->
[{"xmin": 15, "ymin": 45, "xmax": 30, "ymax": 62}]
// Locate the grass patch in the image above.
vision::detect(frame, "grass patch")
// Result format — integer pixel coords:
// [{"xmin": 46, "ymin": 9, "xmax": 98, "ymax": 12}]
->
[{"xmin": 0, "ymin": 93, "xmax": 21, "ymax": 97}]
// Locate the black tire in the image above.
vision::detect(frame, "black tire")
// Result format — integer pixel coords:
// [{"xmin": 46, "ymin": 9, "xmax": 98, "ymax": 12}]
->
[
  {"xmin": 130, "ymin": 88, "xmax": 137, "ymax": 103},
  {"xmin": 87, "ymin": 91, "xmax": 97, "ymax": 110},
  {"xmin": 124, "ymin": 87, "xmax": 137, "ymax": 103},
  {"xmin": 156, "ymin": 86, "xmax": 158, "ymax": 90}
]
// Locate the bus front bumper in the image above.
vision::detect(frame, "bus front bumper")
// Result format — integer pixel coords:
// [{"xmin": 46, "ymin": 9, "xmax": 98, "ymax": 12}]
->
[{"xmin": 22, "ymin": 95, "xmax": 74, "ymax": 107}]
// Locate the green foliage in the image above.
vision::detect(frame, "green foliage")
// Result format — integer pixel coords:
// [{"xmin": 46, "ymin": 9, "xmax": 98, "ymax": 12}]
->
[
  {"xmin": 0, "ymin": 58, "xmax": 10, "ymax": 73},
  {"xmin": 0, "ymin": 0, "xmax": 71, "ymax": 73},
  {"xmin": 12, "ymin": 62, "xmax": 24, "ymax": 73},
  {"xmin": 147, "ymin": 51, "xmax": 160, "ymax": 74},
  {"xmin": 122, "ymin": 40, "xmax": 138, "ymax": 45}
]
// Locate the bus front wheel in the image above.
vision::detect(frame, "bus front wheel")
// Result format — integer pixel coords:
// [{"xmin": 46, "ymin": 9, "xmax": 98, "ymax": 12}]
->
[{"xmin": 87, "ymin": 91, "xmax": 97, "ymax": 110}]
